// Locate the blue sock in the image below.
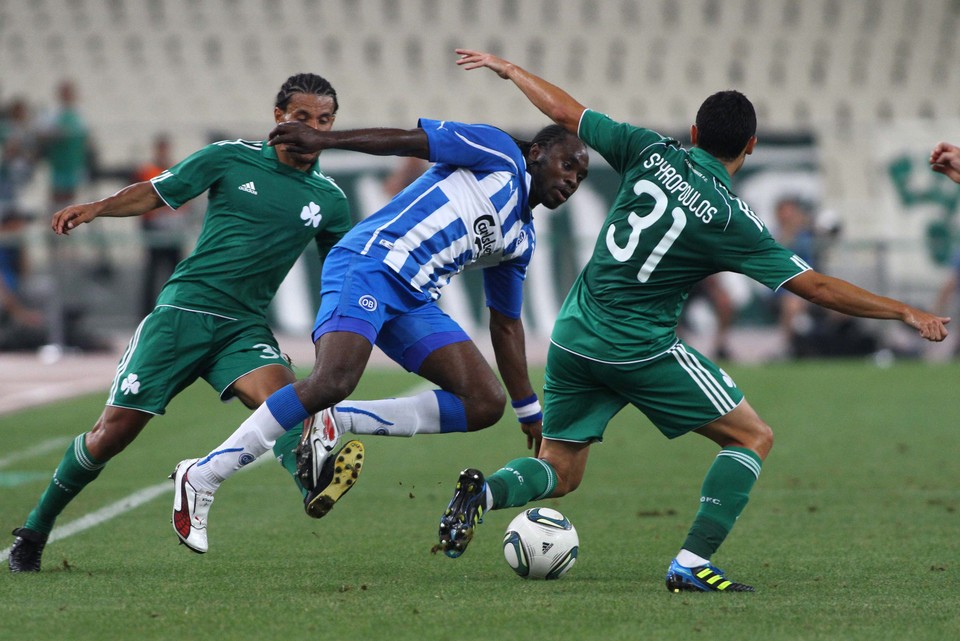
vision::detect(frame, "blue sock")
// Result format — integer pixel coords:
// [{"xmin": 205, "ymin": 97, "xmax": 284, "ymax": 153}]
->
[
  {"xmin": 435, "ymin": 390, "xmax": 467, "ymax": 433},
  {"xmin": 265, "ymin": 384, "xmax": 310, "ymax": 431}
]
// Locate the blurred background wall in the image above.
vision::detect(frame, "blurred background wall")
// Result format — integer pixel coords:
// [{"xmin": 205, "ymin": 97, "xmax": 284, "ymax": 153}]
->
[{"xmin": 1, "ymin": 0, "xmax": 959, "ymax": 362}]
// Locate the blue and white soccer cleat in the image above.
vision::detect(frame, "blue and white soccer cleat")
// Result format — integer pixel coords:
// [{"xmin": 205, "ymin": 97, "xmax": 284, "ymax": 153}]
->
[
  {"xmin": 438, "ymin": 468, "xmax": 487, "ymax": 558},
  {"xmin": 665, "ymin": 558, "xmax": 755, "ymax": 592}
]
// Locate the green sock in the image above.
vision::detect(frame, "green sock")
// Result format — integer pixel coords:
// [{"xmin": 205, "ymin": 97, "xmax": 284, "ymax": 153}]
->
[
  {"xmin": 682, "ymin": 446, "xmax": 762, "ymax": 559},
  {"xmin": 24, "ymin": 434, "xmax": 106, "ymax": 535},
  {"xmin": 272, "ymin": 428, "xmax": 307, "ymax": 499},
  {"xmin": 485, "ymin": 457, "xmax": 557, "ymax": 509}
]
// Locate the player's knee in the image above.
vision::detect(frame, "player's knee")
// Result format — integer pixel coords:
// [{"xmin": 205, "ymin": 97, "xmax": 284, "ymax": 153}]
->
[
  {"xmin": 464, "ymin": 385, "xmax": 506, "ymax": 431},
  {"xmin": 551, "ymin": 472, "xmax": 582, "ymax": 497},
  {"xmin": 298, "ymin": 370, "xmax": 359, "ymax": 411},
  {"xmin": 469, "ymin": 400, "xmax": 505, "ymax": 431},
  {"xmin": 750, "ymin": 421, "xmax": 774, "ymax": 459},
  {"xmin": 87, "ymin": 414, "xmax": 145, "ymax": 460}
]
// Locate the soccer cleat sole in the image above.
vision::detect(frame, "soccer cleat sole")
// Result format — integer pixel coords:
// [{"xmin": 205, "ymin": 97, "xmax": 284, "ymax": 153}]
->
[
  {"xmin": 304, "ymin": 440, "xmax": 364, "ymax": 519},
  {"xmin": 437, "ymin": 469, "xmax": 485, "ymax": 558}
]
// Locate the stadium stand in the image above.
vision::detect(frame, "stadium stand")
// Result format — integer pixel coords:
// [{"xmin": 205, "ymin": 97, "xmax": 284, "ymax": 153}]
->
[
  {"xmin": 3, "ymin": 0, "xmax": 958, "ymax": 160},
  {"xmin": 1, "ymin": 0, "xmax": 957, "ymax": 357}
]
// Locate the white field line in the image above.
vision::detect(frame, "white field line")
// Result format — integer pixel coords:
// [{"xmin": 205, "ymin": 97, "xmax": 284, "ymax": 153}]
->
[
  {"xmin": 0, "ymin": 437, "xmax": 72, "ymax": 469},
  {"xmin": 0, "ymin": 455, "xmax": 270, "ymax": 563},
  {"xmin": 1, "ymin": 380, "xmax": 434, "ymax": 564}
]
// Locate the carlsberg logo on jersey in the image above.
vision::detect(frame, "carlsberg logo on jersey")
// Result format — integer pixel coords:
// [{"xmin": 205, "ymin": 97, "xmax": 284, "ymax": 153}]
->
[
  {"xmin": 474, "ymin": 214, "xmax": 497, "ymax": 257},
  {"xmin": 643, "ymin": 153, "xmax": 718, "ymax": 223}
]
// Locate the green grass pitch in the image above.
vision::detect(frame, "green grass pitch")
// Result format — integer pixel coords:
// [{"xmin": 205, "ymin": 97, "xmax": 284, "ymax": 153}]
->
[{"xmin": 2, "ymin": 360, "xmax": 958, "ymax": 640}]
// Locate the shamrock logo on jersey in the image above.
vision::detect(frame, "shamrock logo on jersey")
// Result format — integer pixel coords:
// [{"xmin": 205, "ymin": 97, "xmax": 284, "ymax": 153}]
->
[
  {"xmin": 300, "ymin": 201, "xmax": 322, "ymax": 228},
  {"xmin": 120, "ymin": 373, "xmax": 141, "ymax": 395}
]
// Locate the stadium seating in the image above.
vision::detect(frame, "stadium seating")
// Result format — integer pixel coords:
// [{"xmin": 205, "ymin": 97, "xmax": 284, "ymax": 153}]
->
[{"xmin": 3, "ymin": 0, "xmax": 958, "ymax": 165}]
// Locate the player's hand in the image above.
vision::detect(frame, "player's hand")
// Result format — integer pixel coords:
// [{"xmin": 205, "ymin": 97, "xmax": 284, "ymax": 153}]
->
[
  {"xmin": 521, "ymin": 419, "xmax": 543, "ymax": 455},
  {"xmin": 903, "ymin": 307, "xmax": 950, "ymax": 342},
  {"xmin": 51, "ymin": 203, "xmax": 99, "ymax": 235},
  {"xmin": 268, "ymin": 121, "xmax": 327, "ymax": 154},
  {"xmin": 930, "ymin": 141, "xmax": 960, "ymax": 184},
  {"xmin": 455, "ymin": 49, "xmax": 513, "ymax": 79}
]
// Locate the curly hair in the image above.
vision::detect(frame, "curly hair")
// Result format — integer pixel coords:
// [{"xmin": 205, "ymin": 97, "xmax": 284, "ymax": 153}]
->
[{"xmin": 275, "ymin": 73, "xmax": 339, "ymax": 114}]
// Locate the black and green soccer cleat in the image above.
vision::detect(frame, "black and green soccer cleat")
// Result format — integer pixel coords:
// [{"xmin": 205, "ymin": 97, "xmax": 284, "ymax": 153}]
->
[{"xmin": 438, "ymin": 468, "xmax": 486, "ymax": 558}]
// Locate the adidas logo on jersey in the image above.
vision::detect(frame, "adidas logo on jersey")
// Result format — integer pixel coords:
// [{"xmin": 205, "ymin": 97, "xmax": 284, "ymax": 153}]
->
[{"xmin": 238, "ymin": 181, "xmax": 258, "ymax": 195}]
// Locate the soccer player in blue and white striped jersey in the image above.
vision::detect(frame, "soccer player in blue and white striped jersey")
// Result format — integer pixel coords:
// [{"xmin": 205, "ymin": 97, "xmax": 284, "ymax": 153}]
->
[{"xmin": 175, "ymin": 117, "xmax": 589, "ymax": 547}]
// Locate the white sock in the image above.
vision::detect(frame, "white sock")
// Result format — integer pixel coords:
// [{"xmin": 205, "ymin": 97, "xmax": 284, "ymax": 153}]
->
[
  {"xmin": 676, "ymin": 549, "xmax": 711, "ymax": 568},
  {"xmin": 191, "ymin": 403, "xmax": 287, "ymax": 492},
  {"xmin": 484, "ymin": 485, "xmax": 494, "ymax": 511},
  {"xmin": 336, "ymin": 391, "xmax": 441, "ymax": 437}
]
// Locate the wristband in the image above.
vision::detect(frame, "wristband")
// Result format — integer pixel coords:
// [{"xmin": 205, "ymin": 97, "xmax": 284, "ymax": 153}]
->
[{"xmin": 512, "ymin": 394, "xmax": 543, "ymax": 424}]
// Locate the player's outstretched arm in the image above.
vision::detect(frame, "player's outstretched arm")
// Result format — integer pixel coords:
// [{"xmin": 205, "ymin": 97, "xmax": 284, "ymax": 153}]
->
[
  {"xmin": 268, "ymin": 122, "xmax": 430, "ymax": 159},
  {"xmin": 783, "ymin": 270, "xmax": 950, "ymax": 341},
  {"xmin": 51, "ymin": 181, "xmax": 165, "ymax": 235},
  {"xmin": 930, "ymin": 141, "xmax": 960, "ymax": 184},
  {"xmin": 455, "ymin": 49, "xmax": 586, "ymax": 134},
  {"xmin": 488, "ymin": 307, "xmax": 543, "ymax": 453}
]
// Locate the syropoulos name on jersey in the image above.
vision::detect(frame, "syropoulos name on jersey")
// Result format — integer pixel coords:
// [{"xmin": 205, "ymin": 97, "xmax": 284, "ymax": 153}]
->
[{"xmin": 642, "ymin": 152, "xmax": 718, "ymax": 223}]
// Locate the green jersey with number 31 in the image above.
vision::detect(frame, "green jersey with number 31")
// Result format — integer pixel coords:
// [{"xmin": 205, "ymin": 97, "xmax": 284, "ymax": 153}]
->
[{"xmin": 551, "ymin": 110, "xmax": 810, "ymax": 362}]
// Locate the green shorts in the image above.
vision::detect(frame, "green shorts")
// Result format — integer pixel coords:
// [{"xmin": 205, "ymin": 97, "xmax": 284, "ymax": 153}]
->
[
  {"xmin": 542, "ymin": 340, "xmax": 744, "ymax": 443},
  {"xmin": 106, "ymin": 305, "xmax": 292, "ymax": 415}
]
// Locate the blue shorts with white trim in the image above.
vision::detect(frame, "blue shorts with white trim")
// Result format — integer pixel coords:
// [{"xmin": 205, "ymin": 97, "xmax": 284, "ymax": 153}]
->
[{"xmin": 312, "ymin": 248, "xmax": 470, "ymax": 374}]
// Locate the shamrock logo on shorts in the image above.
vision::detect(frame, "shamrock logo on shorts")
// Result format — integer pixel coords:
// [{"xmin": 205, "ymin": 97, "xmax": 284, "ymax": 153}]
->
[{"xmin": 120, "ymin": 373, "xmax": 141, "ymax": 395}]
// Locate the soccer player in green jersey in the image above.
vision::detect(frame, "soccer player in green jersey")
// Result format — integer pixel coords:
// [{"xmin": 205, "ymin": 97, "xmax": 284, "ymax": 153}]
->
[
  {"xmin": 437, "ymin": 50, "xmax": 950, "ymax": 592},
  {"xmin": 9, "ymin": 73, "xmax": 354, "ymax": 571}
]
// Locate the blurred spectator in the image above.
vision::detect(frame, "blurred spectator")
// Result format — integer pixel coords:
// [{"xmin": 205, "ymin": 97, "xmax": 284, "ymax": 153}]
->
[
  {"xmin": 0, "ymin": 271, "xmax": 46, "ymax": 351},
  {"xmin": 134, "ymin": 133, "xmax": 192, "ymax": 316},
  {"xmin": 934, "ymin": 249, "xmax": 960, "ymax": 356},
  {"xmin": 43, "ymin": 81, "xmax": 114, "ymax": 278},
  {"xmin": 0, "ymin": 210, "xmax": 46, "ymax": 350},
  {"xmin": 40, "ymin": 81, "xmax": 90, "ymax": 209},
  {"xmin": 680, "ymin": 275, "xmax": 735, "ymax": 360},
  {"xmin": 773, "ymin": 198, "xmax": 876, "ymax": 358},
  {"xmin": 774, "ymin": 198, "xmax": 815, "ymax": 352},
  {"xmin": 0, "ymin": 97, "xmax": 40, "ymax": 222},
  {"xmin": 0, "ymin": 96, "xmax": 46, "ymax": 350}
]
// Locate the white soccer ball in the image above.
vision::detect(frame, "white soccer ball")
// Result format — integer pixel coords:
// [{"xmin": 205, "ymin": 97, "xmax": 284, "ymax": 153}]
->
[{"xmin": 502, "ymin": 507, "xmax": 579, "ymax": 580}]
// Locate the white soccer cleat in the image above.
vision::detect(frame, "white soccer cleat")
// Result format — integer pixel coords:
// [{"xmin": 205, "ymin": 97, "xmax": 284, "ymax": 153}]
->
[
  {"xmin": 295, "ymin": 407, "xmax": 341, "ymax": 492},
  {"xmin": 171, "ymin": 458, "xmax": 214, "ymax": 554}
]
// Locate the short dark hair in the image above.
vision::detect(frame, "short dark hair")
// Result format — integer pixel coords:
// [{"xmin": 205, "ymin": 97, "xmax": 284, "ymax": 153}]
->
[
  {"xmin": 695, "ymin": 90, "xmax": 756, "ymax": 161},
  {"xmin": 276, "ymin": 73, "xmax": 339, "ymax": 113},
  {"xmin": 514, "ymin": 124, "xmax": 576, "ymax": 158}
]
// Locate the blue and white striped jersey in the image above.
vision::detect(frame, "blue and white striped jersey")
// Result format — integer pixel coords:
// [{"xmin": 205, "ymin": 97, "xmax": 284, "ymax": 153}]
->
[{"xmin": 337, "ymin": 118, "xmax": 535, "ymax": 318}]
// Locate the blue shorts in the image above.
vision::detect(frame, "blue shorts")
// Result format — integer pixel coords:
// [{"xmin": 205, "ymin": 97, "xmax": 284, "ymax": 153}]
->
[{"xmin": 312, "ymin": 248, "xmax": 470, "ymax": 374}]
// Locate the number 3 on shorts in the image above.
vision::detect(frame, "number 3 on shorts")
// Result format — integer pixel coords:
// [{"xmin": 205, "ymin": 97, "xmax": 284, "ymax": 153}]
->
[{"xmin": 253, "ymin": 343, "xmax": 283, "ymax": 360}]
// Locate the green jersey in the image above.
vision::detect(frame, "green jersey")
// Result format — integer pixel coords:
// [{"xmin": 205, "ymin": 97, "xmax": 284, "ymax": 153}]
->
[
  {"xmin": 552, "ymin": 110, "xmax": 809, "ymax": 362},
  {"xmin": 151, "ymin": 139, "xmax": 351, "ymax": 318}
]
